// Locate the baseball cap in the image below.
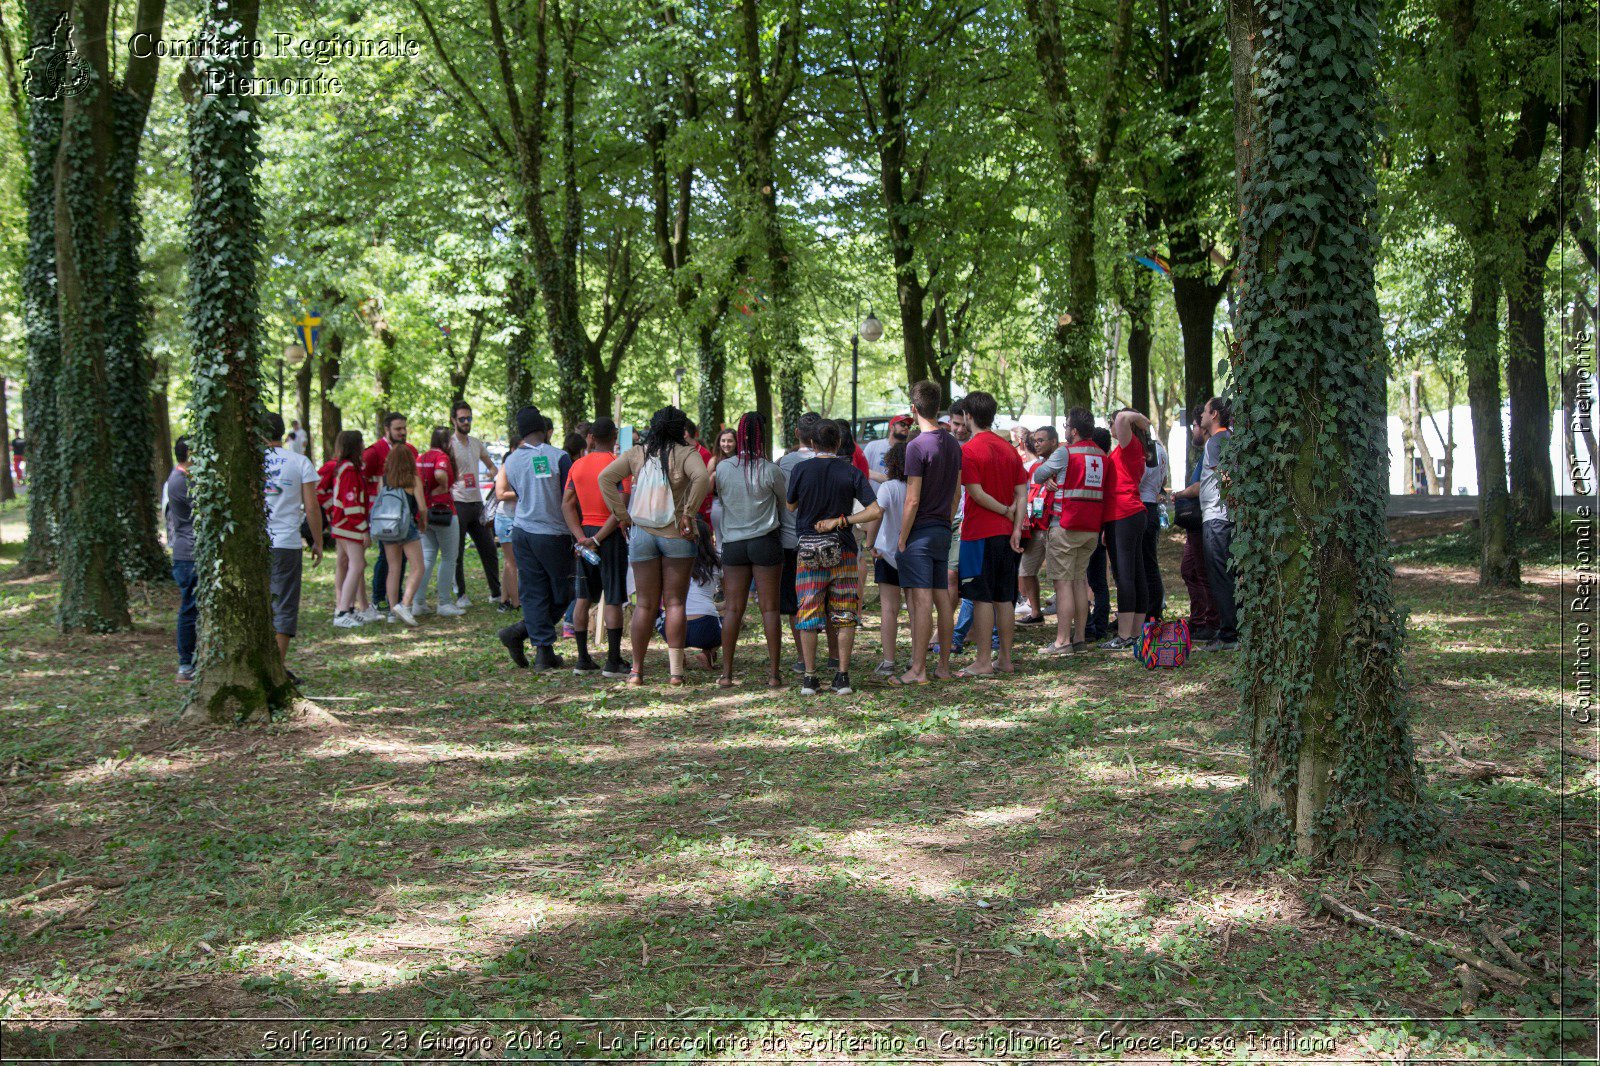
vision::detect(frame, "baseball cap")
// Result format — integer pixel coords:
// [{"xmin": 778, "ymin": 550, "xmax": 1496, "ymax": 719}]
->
[{"xmin": 889, "ymin": 414, "xmax": 913, "ymax": 428}]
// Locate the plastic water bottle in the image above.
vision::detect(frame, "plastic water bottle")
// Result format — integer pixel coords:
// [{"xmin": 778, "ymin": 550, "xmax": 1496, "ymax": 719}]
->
[
  {"xmin": 577, "ymin": 544, "xmax": 601, "ymax": 566},
  {"xmin": 1158, "ymin": 504, "xmax": 1170, "ymax": 530}
]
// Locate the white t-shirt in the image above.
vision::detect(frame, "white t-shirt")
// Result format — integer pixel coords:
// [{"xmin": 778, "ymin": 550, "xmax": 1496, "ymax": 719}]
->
[
  {"xmin": 264, "ymin": 446, "xmax": 319, "ymax": 549},
  {"xmin": 286, "ymin": 429, "xmax": 308, "ymax": 455},
  {"xmin": 863, "ymin": 437, "xmax": 893, "ymax": 474},
  {"xmin": 685, "ymin": 571, "xmax": 721, "ymax": 617}
]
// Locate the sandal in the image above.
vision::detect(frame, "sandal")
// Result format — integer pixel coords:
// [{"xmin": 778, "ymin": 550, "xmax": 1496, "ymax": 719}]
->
[
  {"xmin": 626, "ymin": 672, "xmax": 645, "ymax": 686},
  {"xmin": 717, "ymin": 676, "xmax": 735, "ymax": 688},
  {"xmin": 668, "ymin": 675, "xmax": 687, "ymax": 687}
]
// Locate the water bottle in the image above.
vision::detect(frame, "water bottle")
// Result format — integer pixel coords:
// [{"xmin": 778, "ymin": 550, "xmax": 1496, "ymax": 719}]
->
[
  {"xmin": 1159, "ymin": 503, "xmax": 1170, "ymax": 530},
  {"xmin": 577, "ymin": 544, "xmax": 601, "ymax": 566}
]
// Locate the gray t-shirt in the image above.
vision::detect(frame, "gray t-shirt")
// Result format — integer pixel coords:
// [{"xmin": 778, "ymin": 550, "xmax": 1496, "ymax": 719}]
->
[
  {"xmin": 505, "ymin": 441, "xmax": 573, "ymax": 536},
  {"xmin": 714, "ymin": 457, "xmax": 785, "ymax": 543},
  {"xmin": 164, "ymin": 467, "xmax": 195, "ymax": 562},
  {"xmin": 1200, "ymin": 430, "xmax": 1230, "ymax": 523},
  {"xmin": 775, "ymin": 447, "xmax": 817, "ymax": 549},
  {"xmin": 863, "ymin": 437, "xmax": 893, "ymax": 476},
  {"xmin": 1138, "ymin": 441, "xmax": 1169, "ymax": 504}
]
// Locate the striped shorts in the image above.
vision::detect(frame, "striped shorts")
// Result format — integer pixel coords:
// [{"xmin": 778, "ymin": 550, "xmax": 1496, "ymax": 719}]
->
[{"xmin": 795, "ymin": 552, "xmax": 860, "ymax": 632}]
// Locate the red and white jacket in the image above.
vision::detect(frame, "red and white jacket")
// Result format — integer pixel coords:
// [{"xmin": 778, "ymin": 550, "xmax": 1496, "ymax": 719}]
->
[{"xmin": 320, "ymin": 460, "xmax": 370, "ymax": 541}]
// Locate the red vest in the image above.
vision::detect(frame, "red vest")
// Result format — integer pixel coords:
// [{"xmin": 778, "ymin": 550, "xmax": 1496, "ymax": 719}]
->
[{"xmin": 1056, "ymin": 442, "xmax": 1107, "ymax": 532}]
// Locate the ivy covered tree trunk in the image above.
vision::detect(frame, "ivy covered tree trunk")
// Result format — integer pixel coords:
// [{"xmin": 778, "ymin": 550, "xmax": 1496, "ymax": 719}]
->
[
  {"xmin": 180, "ymin": 0, "xmax": 295, "ymax": 724},
  {"xmin": 0, "ymin": 379, "xmax": 13, "ymax": 502},
  {"xmin": 696, "ymin": 325, "xmax": 726, "ymax": 435},
  {"xmin": 16, "ymin": 0, "xmax": 64, "ymax": 576},
  {"xmin": 504, "ymin": 269, "xmax": 534, "ymax": 438},
  {"xmin": 53, "ymin": 0, "xmax": 131, "ymax": 632},
  {"xmin": 1228, "ymin": 0, "xmax": 1430, "ymax": 859},
  {"xmin": 108, "ymin": 54, "xmax": 170, "ymax": 583},
  {"xmin": 1124, "ymin": 258, "xmax": 1154, "ymax": 415}
]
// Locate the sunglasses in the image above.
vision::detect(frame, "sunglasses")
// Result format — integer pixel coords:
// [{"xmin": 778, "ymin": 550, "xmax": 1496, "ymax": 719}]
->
[{"xmin": 455, "ymin": 415, "xmax": 472, "ymax": 422}]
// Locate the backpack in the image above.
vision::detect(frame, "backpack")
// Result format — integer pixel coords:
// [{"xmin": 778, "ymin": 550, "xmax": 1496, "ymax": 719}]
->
[
  {"xmin": 628, "ymin": 453, "xmax": 675, "ymax": 528},
  {"xmin": 370, "ymin": 485, "xmax": 411, "ymax": 542},
  {"xmin": 1136, "ymin": 617, "xmax": 1191, "ymax": 669}
]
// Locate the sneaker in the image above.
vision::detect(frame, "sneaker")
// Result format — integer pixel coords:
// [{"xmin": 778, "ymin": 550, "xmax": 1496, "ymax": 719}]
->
[
  {"xmin": 791, "ymin": 658, "xmax": 807, "ymax": 674},
  {"xmin": 1192, "ymin": 627, "xmax": 1219, "ymax": 643},
  {"xmin": 373, "ymin": 601, "xmax": 391, "ymax": 614},
  {"xmin": 873, "ymin": 660, "xmax": 897, "ymax": 678},
  {"xmin": 1197, "ymin": 638, "xmax": 1239, "ymax": 653},
  {"xmin": 562, "ymin": 623, "xmax": 576, "ymax": 640},
  {"xmin": 826, "ymin": 657, "xmax": 840, "ymax": 673},
  {"xmin": 1017, "ymin": 614, "xmax": 1045, "ymax": 626},
  {"xmin": 531, "ymin": 646, "xmax": 565, "ymax": 673},
  {"xmin": 437, "ymin": 603, "xmax": 465, "ymax": 617},
  {"xmin": 601, "ymin": 658, "xmax": 630, "ymax": 678},
  {"xmin": 573, "ymin": 655, "xmax": 601, "ymax": 675},
  {"xmin": 413, "ymin": 600, "xmax": 432, "ymax": 616},
  {"xmin": 496, "ymin": 600, "xmax": 517, "ymax": 614},
  {"xmin": 1097, "ymin": 636, "xmax": 1130, "ymax": 650},
  {"xmin": 385, "ymin": 611, "xmax": 399, "ymax": 624},
  {"xmin": 176, "ymin": 665, "xmax": 196, "ymax": 683},
  {"xmin": 800, "ymin": 674, "xmax": 820, "ymax": 696},
  {"xmin": 393, "ymin": 603, "xmax": 419, "ymax": 627},
  {"xmin": 455, "ymin": 594, "xmax": 473, "ymax": 609},
  {"xmin": 831, "ymin": 671, "xmax": 853, "ymax": 695},
  {"xmin": 498, "ymin": 625, "xmax": 529, "ymax": 668},
  {"xmin": 357, "ymin": 606, "xmax": 384, "ymax": 623},
  {"xmin": 333, "ymin": 612, "xmax": 363, "ymax": 629},
  {"xmin": 1041, "ymin": 642, "xmax": 1075, "ymax": 657},
  {"xmin": 1071, "ymin": 641, "xmax": 1088, "ymax": 654}
]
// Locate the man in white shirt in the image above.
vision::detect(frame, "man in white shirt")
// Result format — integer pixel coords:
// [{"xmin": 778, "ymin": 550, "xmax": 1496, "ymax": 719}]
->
[
  {"xmin": 264, "ymin": 413, "xmax": 323, "ymax": 672},
  {"xmin": 285, "ymin": 419, "xmax": 308, "ymax": 456}
]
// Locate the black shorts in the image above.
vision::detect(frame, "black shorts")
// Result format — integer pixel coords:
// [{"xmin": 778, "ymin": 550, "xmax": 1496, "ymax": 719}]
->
[
  {"xmin": 780, "ymin": 547, "xmax": 799, "ymax": 616},
  {"xmin": 722, "ymin": 529, "xmax": 783, "ymax": 568},
  {"xmin": 578, "ymin": 524, "xmax": 629, "ymax": 605},
  {"xmin": 959, "ymin": 534, "xmax": 1021, "ymax": 604},
  {"xmin": 874, "ymin": 557, "xmax": 900, "ymax": 587}
]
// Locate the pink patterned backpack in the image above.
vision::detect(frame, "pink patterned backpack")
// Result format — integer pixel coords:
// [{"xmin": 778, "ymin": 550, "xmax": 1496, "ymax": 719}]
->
[{"xmin": 1136, "ymin": 618, "xmax": 1191, "ymax": 669}]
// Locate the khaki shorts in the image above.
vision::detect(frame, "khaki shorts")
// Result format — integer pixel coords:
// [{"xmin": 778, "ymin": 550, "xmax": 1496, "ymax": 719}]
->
[
  {"xmin": 947, "ymin": 517, "xmax": 963, "ymax": 572},
  {"xmin": 1020, "ymin": 532, "xmax": 1049, "ymax": 578},
  {"xmin": 1047, "ymin": 526, "xmax": 1099, "ymax": 582}
]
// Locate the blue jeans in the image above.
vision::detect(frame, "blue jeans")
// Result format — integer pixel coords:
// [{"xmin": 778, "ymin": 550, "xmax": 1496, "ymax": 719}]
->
[
  {"xmin": 949, "ymin": 597, "xmax": 999, "ymax": 651},
  {"xmin": 172, "ymin": 559, "xmax": 198, "ymax": 668},
  {"xmin": 512, "ymin": 528, "xmax": 574, "ymax": 647}
]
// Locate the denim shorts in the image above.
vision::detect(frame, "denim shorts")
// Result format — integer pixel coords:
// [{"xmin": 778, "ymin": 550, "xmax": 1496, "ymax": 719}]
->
[
  {"xmin": 494, "ymin": 510, "xmax": 514, "ymax": 545},
  {"xmin": 897, "ymin": 523, "xmax": 951, "ymax": 591},
  {"xmin": 628, "ymin": 529, "xmax": 697, "ymax": 562}
]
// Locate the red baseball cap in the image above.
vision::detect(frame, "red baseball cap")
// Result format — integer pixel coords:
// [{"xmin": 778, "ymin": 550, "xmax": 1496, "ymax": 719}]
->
[{"xmin": 888, "ymin": 414, "xmax": 913, "ymax": 427}]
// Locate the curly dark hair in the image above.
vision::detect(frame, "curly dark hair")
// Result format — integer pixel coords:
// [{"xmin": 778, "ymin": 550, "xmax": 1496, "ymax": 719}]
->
[
  {"xmin": 884, "ymin": 441, "xmax": 908, "ymax": 482},
  {"xmin": 643, "ymin": 405, "xmax": 689, "ymax": 468}
]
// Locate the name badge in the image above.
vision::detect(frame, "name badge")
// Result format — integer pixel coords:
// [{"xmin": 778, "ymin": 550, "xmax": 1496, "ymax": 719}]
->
[{"xmin": 531, "ymin": 455, "xmax": 552, "ymax": 479}]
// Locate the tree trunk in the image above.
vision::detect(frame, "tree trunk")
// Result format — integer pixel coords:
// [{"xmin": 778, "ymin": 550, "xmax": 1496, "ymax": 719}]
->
[
  {"xmin": 750, "ymin": 352, "xmax": 774, "ymax": 444},
  {"xmin": 150, "ymin": 357, "xmax": 172, "ymax": 493},
  {"xmin": 1506, "ymin": 248, "xmax": 1554, "ymax": 529},
  {"xmin": 1127, "ymin": 267, "xmax": 1153, "ymax": 415},
  {"xmin": 16, "ymin": 0, "xmax": 65, "ymax": 576},
  {"xmin": 504, "ymin": 270, "xmax": 534, "ymax": 439},
  {"xmin": 1463, "ymin": 267, "xmax": 1519, "ymax": 586},
  {"xmin": 180, "ymin": 0, "xmax": 295, "ymax": 723},
  {"xmin": 318, "ymin": 327, "xmax": 343, "ymax": 457},
  {"xmin": 0, "ymin": 378, "xmax": 13, "ymax": 502},
  {"xmin": 696, "ymin": 324, "xmax": 726, "ymax": 434},
  {"xmin": 54, "ymin": 0, "xmax": 132, "ymax": 632},
  {"xmin": 295, "ymin": 352, "xmax": 313, "ymax": 465},
  {"xmin": 1410, "ymin": 370, "xmax": 1437, "ymax": 494},
  {"xmin": 1228, "ymin": 0, "xmax": 1429, "ymax": 860}
]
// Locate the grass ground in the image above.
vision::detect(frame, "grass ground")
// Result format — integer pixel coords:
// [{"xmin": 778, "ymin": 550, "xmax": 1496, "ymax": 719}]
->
[{"xmin": 0, "ymin": 500, "xmax": 1594, "ymax": 1062}]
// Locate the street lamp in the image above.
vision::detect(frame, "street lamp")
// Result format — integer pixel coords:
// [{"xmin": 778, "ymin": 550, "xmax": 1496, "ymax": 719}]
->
[{"xmin": 852, "ymin": 304, "xmax": 883, "ymax": 431}]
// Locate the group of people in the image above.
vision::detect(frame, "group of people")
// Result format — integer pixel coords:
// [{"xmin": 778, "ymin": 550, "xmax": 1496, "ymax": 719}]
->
[{"xmin": 160, "ymin": 386, "xmax": 1239, "ymax": 692}]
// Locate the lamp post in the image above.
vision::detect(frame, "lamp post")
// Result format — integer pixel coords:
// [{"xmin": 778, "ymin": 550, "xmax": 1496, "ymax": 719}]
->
[{"xmin": 852, "ymin": 304, "xmax": 883, "ymax": 431}]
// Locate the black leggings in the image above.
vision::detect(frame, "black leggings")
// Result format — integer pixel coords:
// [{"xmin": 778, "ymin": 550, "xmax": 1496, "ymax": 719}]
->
[
  {"xmin": 1103, "ymin": 510, "xmax": 1148, "ymax": 615},
  {"xmin": 1141, "ymin": 501, "xmax": 1165, "ymax": 619}
]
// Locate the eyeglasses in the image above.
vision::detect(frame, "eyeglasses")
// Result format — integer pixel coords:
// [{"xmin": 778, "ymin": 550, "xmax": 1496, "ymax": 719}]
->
[{"xmin": 455, "ymin": 416, "xmax": 472, "ymax": 423}]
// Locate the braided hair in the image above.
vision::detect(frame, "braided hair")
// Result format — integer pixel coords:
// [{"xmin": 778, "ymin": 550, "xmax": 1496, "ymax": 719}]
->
[
  {"xmin": 733, "ymin": 411, "xmax": 768, "ymax": 488},
  {"xmin": 643, "ymin": 405, "xmax": 689, "ymax": 469}
]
